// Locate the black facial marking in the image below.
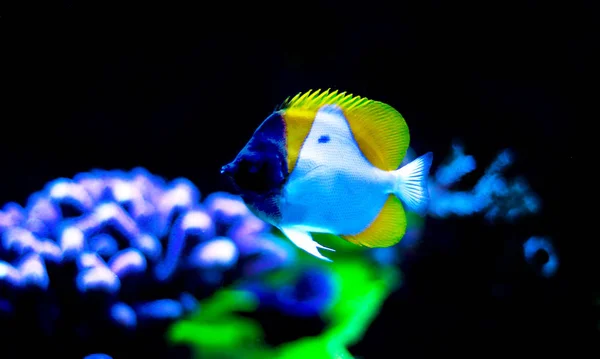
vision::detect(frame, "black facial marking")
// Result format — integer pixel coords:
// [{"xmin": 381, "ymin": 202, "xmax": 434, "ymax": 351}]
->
[
  {"xmin": 318, "ymin": 135, "xmax": 330, "ymax": 143},
  {"xmin": 225, "ymin": 151, "xmax": 284, "ymax": 194},
  {"xmin": 221, "ymin": 112, "xmax": 288, "ymax": 196}
]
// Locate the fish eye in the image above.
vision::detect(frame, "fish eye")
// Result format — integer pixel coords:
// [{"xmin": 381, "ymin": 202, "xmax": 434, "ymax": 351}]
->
[
  {"xmin": 237, "ymin": 158, "xmax": 261, "ymax": 174},
  {"xmin": 232, "ymin": 157, "xmax": 273, "ymax": 193},
  {"xmin": 318, "ymin": 135, "xmax": 330, "ymax": 143}
]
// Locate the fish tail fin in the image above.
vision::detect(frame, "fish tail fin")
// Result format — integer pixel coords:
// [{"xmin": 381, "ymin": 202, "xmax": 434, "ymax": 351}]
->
[{"xmin": 392, "ymin": 152, "xmax": 433, "ymax": 216}]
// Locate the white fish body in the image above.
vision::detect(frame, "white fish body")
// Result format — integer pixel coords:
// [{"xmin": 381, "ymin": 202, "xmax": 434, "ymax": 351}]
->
[{"xmin": 277, "ymin": 105, "xmax": 432, "ymax": 261}]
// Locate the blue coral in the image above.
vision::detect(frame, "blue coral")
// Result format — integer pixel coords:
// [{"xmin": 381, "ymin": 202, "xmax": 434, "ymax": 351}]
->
[
  {"xmin": 428, "ymin": 144, "xmax": 540, "ymax": 221},
  {"xmin": 523, "ymin": 236, "xmax": 559, "ymax": 278},
  {"xmin": 0, "ymin": 168, "xmax": 295, "ymax": 358}
]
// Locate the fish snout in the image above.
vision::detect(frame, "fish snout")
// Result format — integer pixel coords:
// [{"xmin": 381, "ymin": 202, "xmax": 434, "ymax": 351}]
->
[
  {"xmin": 220, "ymin": 162, "xmax": 236, "ymax": 178},
  {"xmin": 221, "ymin": 162, "xmax": 241, "ymax": 193},
  {"xmin": 220, "ymin": 156, "xmax": 275, "ymax": 194}
]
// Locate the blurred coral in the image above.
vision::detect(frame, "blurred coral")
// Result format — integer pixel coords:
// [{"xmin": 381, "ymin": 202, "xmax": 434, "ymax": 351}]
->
[
  {"xmin": 169, "ymin": 254, "xmax": 399, "ymax": 359},
  {"xmin": 523, "ymin": 236, "xmax": 559, "ymax": 278},
  {"xmin": 83, "ymin": 355, "xmax": 113, "ymax": 359},
  {"xmin": 428, "ymin": 144, "xmax": 540, "ymax": 221},
  {"xmin": 0, "ymin": 168, "xmax": 295, "ymax": 358}
]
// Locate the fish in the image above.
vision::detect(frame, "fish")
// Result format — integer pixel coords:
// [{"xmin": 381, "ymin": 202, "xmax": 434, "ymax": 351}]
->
[{"xmin": 221, "ymin": 89, "xmax": 433, "ymax": 261}]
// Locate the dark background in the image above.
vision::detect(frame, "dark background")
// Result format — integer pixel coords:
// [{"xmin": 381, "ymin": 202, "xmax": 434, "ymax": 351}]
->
[{"xmin": 3, "ymin": 1, "xmax": 591, "ymax": 356}]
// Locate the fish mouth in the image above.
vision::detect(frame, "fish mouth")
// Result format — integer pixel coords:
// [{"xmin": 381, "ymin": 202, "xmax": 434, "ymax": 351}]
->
[
  {"xmin": 220, "ymin": 163, "xmax": 234, "ymax": 177},
  {"xmin": 220, "ymin": 163, "xmax": 241, "ymax": 193}
]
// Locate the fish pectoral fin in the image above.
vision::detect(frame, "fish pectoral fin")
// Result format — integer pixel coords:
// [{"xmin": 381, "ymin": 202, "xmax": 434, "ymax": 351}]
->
[
  {"xmin": 279, "ymin": 226, "xmax": 335, "ymax": 262},
  {"xmin": 342, "ymin": 194, "xmax": 407, "ymax": 248}
]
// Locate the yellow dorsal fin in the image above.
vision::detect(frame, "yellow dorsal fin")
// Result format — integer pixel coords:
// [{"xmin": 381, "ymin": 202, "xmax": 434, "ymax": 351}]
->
[
  {"xmin": 279, "ymin": 89, "xmax": 410, "ymax": 171},
  {"xmin": 341, "ymin": 195, "xmax": 407, "ymax": 248}
]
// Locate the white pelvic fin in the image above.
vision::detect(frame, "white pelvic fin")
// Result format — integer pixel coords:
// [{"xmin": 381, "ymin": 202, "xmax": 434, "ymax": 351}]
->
[
  {"xmin": 393, "ymin": 152, "xmax": 434, "ymax": 216},
  {"xmin": 279, "ymin": 226, "xmax": 335, "ymax": 262}
]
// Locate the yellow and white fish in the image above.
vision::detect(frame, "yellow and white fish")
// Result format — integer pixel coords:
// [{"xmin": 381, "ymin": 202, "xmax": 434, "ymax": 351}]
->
[{"xmin": 221, "ymin": 89, "xmax": 433, "ymax": 261}]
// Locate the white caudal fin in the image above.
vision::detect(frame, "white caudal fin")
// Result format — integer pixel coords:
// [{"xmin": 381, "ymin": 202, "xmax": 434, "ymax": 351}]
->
[
  {"xmin": 279, "ymin": 226, "xmax": 335, "ymax": 262},
  {"xmin": 393, "ymin": 152, "xmax": 434, "ymax": 216}
]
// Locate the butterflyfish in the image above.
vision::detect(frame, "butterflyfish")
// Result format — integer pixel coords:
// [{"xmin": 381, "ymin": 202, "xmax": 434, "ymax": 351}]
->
[{"xmin": 221, "ymin": 89, "xmax": 433, "ymax": 261}]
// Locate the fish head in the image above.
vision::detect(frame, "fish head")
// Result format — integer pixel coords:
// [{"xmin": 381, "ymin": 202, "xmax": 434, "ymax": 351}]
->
[
  {"xmin": 221, "ymin": 145, "xmax": 286, "ymax": 194},
  {"xmin": 221, "ymin": 112, "xmax": 288, "ymax": 223}
]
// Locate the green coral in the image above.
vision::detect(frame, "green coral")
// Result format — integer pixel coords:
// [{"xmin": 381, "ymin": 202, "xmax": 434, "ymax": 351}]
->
[{"xmin": 168, "ymin": 252, "xmax": 400, "ymax": 359}]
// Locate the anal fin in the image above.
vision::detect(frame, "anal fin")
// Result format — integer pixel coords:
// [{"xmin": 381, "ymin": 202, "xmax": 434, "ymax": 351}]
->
[
  {"xmin": 279, "ymin": 226, "xmax": 335, "ymax": 262},
  {"xmin": 342, "ymin": 195, "xmax": 407, "ymax": 248}
]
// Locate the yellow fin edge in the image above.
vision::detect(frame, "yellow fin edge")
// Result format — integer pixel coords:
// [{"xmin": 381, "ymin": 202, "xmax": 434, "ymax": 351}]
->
[{"xmin": 342, "ymin": 195, "xmax": 407, "ymax": 248}]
